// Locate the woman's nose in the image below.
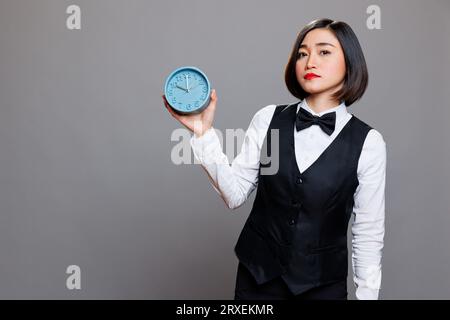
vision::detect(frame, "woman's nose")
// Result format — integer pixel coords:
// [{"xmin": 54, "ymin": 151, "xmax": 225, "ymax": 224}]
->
[{"xmin": 306, "ymin": 53, "xmax": 317, "ymax": 69}]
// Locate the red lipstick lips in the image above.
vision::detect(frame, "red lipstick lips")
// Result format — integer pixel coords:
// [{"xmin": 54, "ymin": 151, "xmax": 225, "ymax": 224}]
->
[{"xmin": 304, "ymin": 73, "xmax": 320, "ymax": 80}]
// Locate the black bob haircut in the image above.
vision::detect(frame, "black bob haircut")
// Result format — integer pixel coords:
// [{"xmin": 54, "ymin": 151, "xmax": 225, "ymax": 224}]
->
[{"xmin": 284, "ymin": 18, "xmax": 368, "ymax": 107}]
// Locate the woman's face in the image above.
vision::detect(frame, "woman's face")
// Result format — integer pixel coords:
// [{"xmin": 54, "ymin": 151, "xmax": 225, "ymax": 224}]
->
[{"xmin": 295, "ymin": 28, "xmax": 346, "ymax": 97}]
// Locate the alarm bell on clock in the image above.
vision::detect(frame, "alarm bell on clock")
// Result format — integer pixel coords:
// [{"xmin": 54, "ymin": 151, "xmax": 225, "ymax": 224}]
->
[{"xmin": 164, "ymin": 66, "xmax": 211, "ymax": 115}]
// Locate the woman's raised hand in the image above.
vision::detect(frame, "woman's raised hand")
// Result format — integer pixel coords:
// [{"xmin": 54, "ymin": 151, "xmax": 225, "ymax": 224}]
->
[{"xmin": 162, "ymin": 89, "xmax": 217, "ymax": 138}]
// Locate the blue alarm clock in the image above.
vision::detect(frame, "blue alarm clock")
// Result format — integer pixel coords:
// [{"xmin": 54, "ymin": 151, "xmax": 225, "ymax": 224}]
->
[{"xmin": 164, "ymin": 66, "xmax": 211, "ymax": 114}]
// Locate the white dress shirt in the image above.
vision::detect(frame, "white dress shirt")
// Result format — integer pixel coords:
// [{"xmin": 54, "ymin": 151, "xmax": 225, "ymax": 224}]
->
[{"xmin": 189, "ymin": 99, "xmax": 386, "ymax": 300}]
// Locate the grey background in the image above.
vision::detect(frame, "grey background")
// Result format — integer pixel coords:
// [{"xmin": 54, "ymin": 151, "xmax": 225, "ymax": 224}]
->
[{"xmin": 0, "ymin": 0, "xmax": 449, "ymax": 299}]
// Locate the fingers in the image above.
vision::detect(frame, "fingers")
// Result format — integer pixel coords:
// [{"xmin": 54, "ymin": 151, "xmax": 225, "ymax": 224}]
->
[
  {"xmin": 162, "ymin": 95, "xmax": 179, "ymax": 119},
  {"xmin": 162, "ymin": 90, "xmax": 217, "ymax": 117}
]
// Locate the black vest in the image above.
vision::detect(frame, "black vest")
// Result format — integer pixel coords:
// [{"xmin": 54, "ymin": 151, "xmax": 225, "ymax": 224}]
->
[{"xmin": 234, "ymin": 102, "xmax": 373, "ymax": 295}]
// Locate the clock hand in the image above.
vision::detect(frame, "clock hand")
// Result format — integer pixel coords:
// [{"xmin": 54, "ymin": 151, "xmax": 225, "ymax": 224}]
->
[
  {"xmin": 185, "ymin": 74, "xmax": 189, "ymax": 93},
  {"xmin": 176, "ymin": 84, "xmax": 188, "ymax": 92}
]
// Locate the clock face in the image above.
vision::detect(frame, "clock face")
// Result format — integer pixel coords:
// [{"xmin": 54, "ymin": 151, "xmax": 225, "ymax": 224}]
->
[{"xmin": 164, "ymin": 66, "xmax": 211, "ymax": 114}]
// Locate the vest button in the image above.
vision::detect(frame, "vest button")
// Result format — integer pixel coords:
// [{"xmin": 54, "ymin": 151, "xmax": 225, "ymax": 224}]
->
[
  {"xmin": 296, "ymin": 177, "xmax": 303, "ymax": 184},
  {"xmin": 289, "ymin": 218, "xmax": 296, "ymax": 225},
  {"xmin": 291, "ymin": 200, "xmax": 301, "ymax": 207}
]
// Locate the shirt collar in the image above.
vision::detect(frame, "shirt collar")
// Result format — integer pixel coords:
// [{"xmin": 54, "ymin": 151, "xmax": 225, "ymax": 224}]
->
[{"xmin": 297, "ymin": 98, "xmax": 348, "ymax": 120}]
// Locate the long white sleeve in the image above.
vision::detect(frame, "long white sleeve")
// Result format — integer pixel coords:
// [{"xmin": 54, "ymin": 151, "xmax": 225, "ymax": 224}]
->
[
  {"xmin": 351, "ymin": 129, "xmax": 386, "ymax": 300},
  {"xmin": 189, "ymin": 105, "xmax": 276, "ymax": 210}
]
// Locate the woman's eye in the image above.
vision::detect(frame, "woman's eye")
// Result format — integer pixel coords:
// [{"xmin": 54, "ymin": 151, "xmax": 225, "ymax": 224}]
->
[
  {"xmin": 320, "ymin": 50, "xmax": 331, "ymax": 55},
  {"xmin": 297, "ymin": 52, "xmax": 307, "ymax": 59}
]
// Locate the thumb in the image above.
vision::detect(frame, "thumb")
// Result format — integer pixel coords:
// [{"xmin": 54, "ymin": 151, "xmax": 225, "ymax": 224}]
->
[
  {"xmin": 211, "ymin": 89, "xmax": 217, "ymax": 100},
  {"xmin": 209, "ymin": 89, "xmax": 217, "ymax": 107}
]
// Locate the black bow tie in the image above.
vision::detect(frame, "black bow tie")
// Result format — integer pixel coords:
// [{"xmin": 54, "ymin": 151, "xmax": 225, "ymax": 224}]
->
[{"xmin": 295, "ymin": 107, "xmax": 336, "ymax": 136}]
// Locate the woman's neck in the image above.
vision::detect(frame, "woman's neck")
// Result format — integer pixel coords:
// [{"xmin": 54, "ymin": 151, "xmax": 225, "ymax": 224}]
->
[{"xmin": 305, "ymin": 95, "xmax": 341, "ymax": 114}]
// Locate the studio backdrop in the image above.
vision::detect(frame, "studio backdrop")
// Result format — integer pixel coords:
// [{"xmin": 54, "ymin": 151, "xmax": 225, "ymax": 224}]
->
[{"xmin": 0, "ymin": 0, "xmax": 449, "ymax": 299}]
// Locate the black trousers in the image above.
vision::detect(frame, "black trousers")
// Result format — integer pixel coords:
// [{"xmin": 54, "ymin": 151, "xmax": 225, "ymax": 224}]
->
[{"xmin": 234, "ymin": 262, "xmax": 347, "ymax": 300}]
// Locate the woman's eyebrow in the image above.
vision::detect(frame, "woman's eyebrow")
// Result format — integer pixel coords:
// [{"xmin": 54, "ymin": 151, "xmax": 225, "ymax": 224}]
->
[{"xmin": 299, "ymin": 42, "xmax": 336, "ymax": 49}]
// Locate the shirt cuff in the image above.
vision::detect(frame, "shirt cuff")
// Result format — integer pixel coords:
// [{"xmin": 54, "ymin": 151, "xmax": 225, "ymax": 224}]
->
[
  {"xmin": 355, "ymin": 286, "xmax": 380, "ymax": 300},
  {"xmin": 353, "ymin": 265, "xmax": 382, "ymax": 300}
]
